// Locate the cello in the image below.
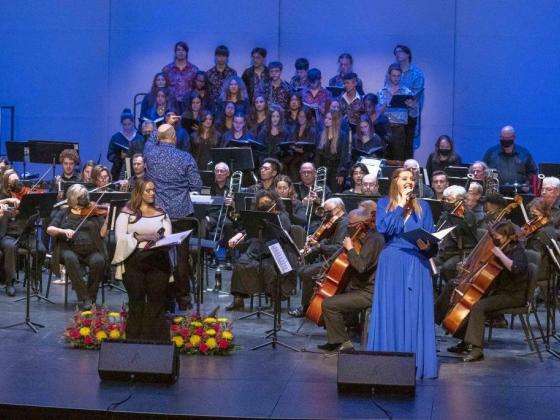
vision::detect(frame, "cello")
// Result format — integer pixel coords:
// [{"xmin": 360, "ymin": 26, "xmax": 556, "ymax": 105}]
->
[
  {"xmin": 305, "ymin": 212, "xmax": 375, "ymax": 326},
  {"xmin": 442, "ymin": 197, "xmax": 522, "ymax": 335}
]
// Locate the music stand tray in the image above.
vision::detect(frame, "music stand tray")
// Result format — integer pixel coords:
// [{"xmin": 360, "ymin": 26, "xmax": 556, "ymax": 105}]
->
[
  {"xmin": 18, "ymin": 192, "xmax": 59, "ymax": 219},
  {"xmin": 6, "ymin": 141, "xmax": 29, "ymax": 163},
  {"xmin": 211, "ymin": 147, "xmax": 255, "ymax": 172},
  {"xmin": 27, "ymin": 140, "xmax": 79, "ymax": 164}
]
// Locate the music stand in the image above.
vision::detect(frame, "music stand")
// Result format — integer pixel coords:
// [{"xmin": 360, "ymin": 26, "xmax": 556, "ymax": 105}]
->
[
  {"xmin": 6, "ymin": 141, "xmax": 30, "ymax": 178},
  {"xmin": 104, "ymin": 199, "xmax": 129, "ymax": 297},
  {"xmin": 378, "ymin": 177, "xmax": 390, "ymax": 195},
  {"xmin": 210, "ymin": 147, "xmax": 255, "ymax": 172},
  {"xmin": 236, "ymin": 210, "xmax": 281, "ymax": 322},
  {"xmin": 89, "ymin": 192, "xmax": 131, "ymax": 203},
  {"xmin": 28, "ymin": 140, "xmax": 79, "ymax": 184}
]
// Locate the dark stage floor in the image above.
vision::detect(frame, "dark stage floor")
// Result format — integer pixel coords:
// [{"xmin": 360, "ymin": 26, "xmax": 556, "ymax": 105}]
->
[{"xmin": 0, "ymin": 269, "xmax": 559, "ymax": 419}]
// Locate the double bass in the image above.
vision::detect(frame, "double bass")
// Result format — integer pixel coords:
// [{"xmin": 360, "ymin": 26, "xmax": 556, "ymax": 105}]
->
[
  {"xmin": 442, "ymin": 196, "xmax": 522, "ymax": 335},
  {"xmin": 305, "ymin": 213, "xmax": 375, "ymax": 326}
]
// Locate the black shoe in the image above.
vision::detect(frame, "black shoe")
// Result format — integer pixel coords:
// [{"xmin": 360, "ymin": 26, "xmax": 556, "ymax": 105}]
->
[
  {"xmin": 317, "ymin": 342, "xmax": 341, "ymax": 351},
  {"xmin": 463, "ymin": 347, "xmax": 484, "ymax": 362},
  {"xmin": 5, "ymin": 284, "xmax": 15, "ymax": 297},
  {"xmin": 288, "ymin": 306, "xmax": 305, "ymax": 318},
  {"xmin": 447, "ymin": 341, "xmax": 470, "ymax": 354},
  {"xmin": 225, "ymin": 296, "xmax": 244, "ymax": 311}
]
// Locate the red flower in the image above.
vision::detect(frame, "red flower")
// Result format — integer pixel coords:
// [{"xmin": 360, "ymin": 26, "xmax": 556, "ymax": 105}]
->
[
  {"xmin": 83, "ymin": 319, "xmax": 92, "ymax": 326},
  {"xmin": 185, "ymin": 342, "xmax": 193, "ymax": 349},
  {"xmin": 170, "ymin": 324, "xmax": 180, "ymax": 332},
  {"xmin": 179, "ymin": 329, "xmax": 190, "ymax": 337},
  {"xmin": 191, "ymin": 313, "xmax": 201, "ymax": 319},
  {"xmin": 84, "ymin": 335, "xmax": 94, "ymax": 345},
  {"xmin": 195, "ymin": 328, "xmax": 204, "ymax": 336},
  {"xmin": 219, "ymin": 339, "xmax": 229, "ymax": 350},
  {"xmin": 213, "ymin": 323, "xmax": 221, "ymax": 331},
  {"xmin": 199, "ymin": 343, "xmax": 209, "ymax": 353},
  {"xmin": 72, "ymin": 329, "xmax": 80, "ymax": 339}
]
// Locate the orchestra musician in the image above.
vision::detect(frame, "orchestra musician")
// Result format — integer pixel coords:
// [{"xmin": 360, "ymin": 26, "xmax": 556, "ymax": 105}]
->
[
  {"xmin": 540, "ymin": 176, "xmax": 560, "ymax": 228},
  {"xmin": 431, "ymin": 170, "xmax": 449, "ymax": 201},
  {"xmin": 361, "ymin": 174, "xmax": 380, "ymax": 196},
  {"xmin": 91, "ymin": 165, "xmax": 115, "ymax": 192},
  {"xmin": 225, "ymin": 190, "xmax": 298, "ymax": 311},
  {"xmin": 444, "ymin": 220, "xmax": 529, "ymax": 362},
  {"xmin": 403, "ymin": 159, "xmax": 435, "ymax": 198},
  {"xmin": 112, "ymin": 178, "xmax": 172, "ymax": 342},
  {"xmin": 274, "ymin": 175, "xmax": 307, "ymax": 226},
  {"xmin": 126, "ymin": 153, "xmax": 145, "ymax": 191},
  {"xmin": 465, "ymin": 181, "xmax": 485, "ymax": 225},
  {"xmin": 247, "ymin": 158, "xmax": 281, "ymax": 193},
  {"xmin": 295, "ymin": 162, "xmax": 332, "ymax": 232},
  {"xmin": 53, "ymin": 149, "xmax": 80, "ymax": 199},
  {"xmin": 0, "ymin": 169, "xmax": 47, "ymax": 297},
  {"xmin": 288, "ymin": 197, "xmax": 348, "ymax": 318},
  {"xmin": 481, "ymin": 192, "xmax": 508, "ymax": 228},
  {"xmin": 80, "ymin": 160, "xmax": 96, "ymax": 184},
  {"xmin": 432, "ymin": 186, "xmax": 478, "ymax": 284},
  {"xmin": 366, "ymin": 167, "xmax": 438, "ymax": 379},
  {"xmin": 318, "ymin": 202, "xmax": 384, "ymax": 353},
  {"xmin": 46, "ymin": 184, "xmax": 109, "ymax": 309},
  {"xmin": 342, "ymin": 163, "xmax": 368, "ymax": 195}
]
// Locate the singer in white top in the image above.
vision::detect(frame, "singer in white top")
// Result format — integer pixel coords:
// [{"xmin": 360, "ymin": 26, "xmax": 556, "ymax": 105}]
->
[{"xmin": 113, "ymin": 178, "xmax": 172, "ymax": 342}]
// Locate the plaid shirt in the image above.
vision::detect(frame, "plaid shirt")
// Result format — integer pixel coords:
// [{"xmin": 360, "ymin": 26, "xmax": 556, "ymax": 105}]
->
[
  {"xmin": 301, "ymin": 86, "xmax": 332, "ymax": 118},
  {"xmin": 162, "ymin": 61, "xmax": 199, "ymax": 103},
  {"xmin": 290, "ymin": 75, "xmax": 308, "ymax": 90},
  {"xmin": 338, "ymin": 92, "xmax": 363, "ymax": 126},
  {"xmin": 206, "ymin": 65, "xmax": 237, "ymax": 102},
  {"xmin": 261, "ymin": 80, "xmax": 293, "ymax": 110}
]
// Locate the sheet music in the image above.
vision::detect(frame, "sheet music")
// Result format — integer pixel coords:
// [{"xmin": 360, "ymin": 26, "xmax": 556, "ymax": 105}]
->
[
  {"xmin": 267, "ymin": 240, "xmax": 293, "ymax": 275},
  {"xmin": 433, "ymin": 226, "xmax": 456, "ymax": 241},
  {"xmin": 147, "ymin": 230, "xmax": 192, "ymax": 250}
]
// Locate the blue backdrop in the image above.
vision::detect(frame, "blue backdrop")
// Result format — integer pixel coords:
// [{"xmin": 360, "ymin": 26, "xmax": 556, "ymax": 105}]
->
[{"xmin": 1, "ymin": 0, "xmax": 559, "ymax": 174}]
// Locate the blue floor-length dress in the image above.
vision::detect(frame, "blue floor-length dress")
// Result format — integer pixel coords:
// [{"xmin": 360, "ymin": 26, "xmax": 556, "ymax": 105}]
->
[{"xmin": 367, "ymin": 197, "xmax": 438, "ymax": 379}]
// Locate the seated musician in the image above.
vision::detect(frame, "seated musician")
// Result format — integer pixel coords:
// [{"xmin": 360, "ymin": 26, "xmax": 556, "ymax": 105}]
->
[
  {"xmin": 465, "ymin": 181, "xmax": 485, "ymax": 225},
  {"xmin": 403, "ymin": 159, "xmax": 435, "ymax": 198},
  {"xmin": 525, "ymin": 198, "xmax": 558, "ymax": 293},
  {"xmin": 0, "ymin": 170, "xmax": 47, "ymax": 296},
  {"xmin": 289, "ymin": 197, "xmax": 348, "ymax": 317},
  {"xmin": 540, "ymin": 176, "xmax": 560, "ymax": 228},
  {"xmin": 342, "ymin": 163, "xmax": 368, "ymax": 194},
  {"xmin": 318, "ymin": 203, "xmax": 384, "ymax": 353},
  {"xmin": 431, "ymin": 170, "xmax": 449, "ymax": 201},
  {"xmin": 47, "ymin": 184, "xmax": 109, "ymax": 309},
  {"xmin": 246, "ymin": 158, "xmax": 281, "ymax": 193},
  {"xmin": 481, "ymin": 192, "xmax": 507, "ymax": 228},
  {"xmin": 444, "ymin": 220, "xmax": 529, "ymax": 362},
  {"xmin": 91, "ymin": 165, "xmax": 116, "ymax": 192},
  {"xmin": 433, "ymin": 186, "xmax": 478, "ymax": 284},
  {"xmin": 296, "ymin": 162, "xmax": 332, "ymax": 233},
  {"xmin": 361, "ymin": 174, "xmax": 380, "ymax": 196},
  {"xmin": 274, "ymin": 175, "xmax": 306, "ymax": 227},
  {"xmin": 126, "ymin": 153, "xmax": 145, "ymax": 191},
  {"xmin": 468, "ymin": 160, "xmax": 490, "ymax": 184},
  {"xmin": 225, "ymin": 190, "xmax": 298, "ymax": 311},
  {"xmin": 54, "ymin": 149, "xmax": 80, "ymax": 200},
  {"xmin": 80, "ymin": 160, "xmax": 96, "ymax": 185}
]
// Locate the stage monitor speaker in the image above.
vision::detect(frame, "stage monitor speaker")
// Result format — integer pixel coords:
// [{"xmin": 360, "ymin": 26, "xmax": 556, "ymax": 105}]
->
[
  {"xmin": 337, "ymin": 350, "xmax": 415, "ymax": 395},
  {"xmin": 98, "ymin": 340, "xmax": 179, "ymax": 384}
]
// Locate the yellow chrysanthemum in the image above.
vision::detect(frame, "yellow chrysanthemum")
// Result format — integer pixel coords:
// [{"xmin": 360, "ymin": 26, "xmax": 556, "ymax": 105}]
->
[
  {"xmin": 206, "ymin": 328, "xmax": 216, "ymax": 336},
  {"xmin": 189, "ymin": 334, "xmax": 201, "ymax": 346},
  {"xmin": 95, "ymin": 331, "xmax": 107, "ymax": 341},
  {"xmin": 171, "ymin": 336, "xmax": 185, "ymax": 347},
  {"xmin": 173, "ymin": 316, "xmax": 185, "ymax": 324},
  {"xmin": 222, "ymin": 331, "xmax": 233, "ymax": 340},
  {"xmin": 206, "ymin": 338, "xmax": 217, "ymax": 349},
  {"xmin": 80, "ymin": 310, "xmax": 92, "ymax": 316},
  {"xmin": 216, "ymin": 317, "xmax": 228, "ymax": 323},
  {"xmin": 79, "ymin": 327, "xmax": 90, "ymax": 337},
  {"xmin": 190, "ymin": 321, "xmax": 203, "ymax": 327},
  {"xmin": 108, "ymin": 312, "xmax": 121, "ymax": 318},
  {"xmin": 203, "ymin": 317, "xmax": 217, "ymax": 324},
  {"xmin": 109, "ymin": 329, "xmax": 120, "ymax": 339}
]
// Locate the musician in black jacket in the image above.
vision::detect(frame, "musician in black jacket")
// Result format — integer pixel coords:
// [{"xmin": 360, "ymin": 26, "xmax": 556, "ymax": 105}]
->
[
  {"xmin": 319, "ymin": 203, "xmax": 384, "ymax": 353},
  {"xmin": 445, "ymin": 220, "xmax": 529, "ymax": 362},
  {"xmin": 289, "ymin": 197, "xmax": 348, "ymax": 318}
]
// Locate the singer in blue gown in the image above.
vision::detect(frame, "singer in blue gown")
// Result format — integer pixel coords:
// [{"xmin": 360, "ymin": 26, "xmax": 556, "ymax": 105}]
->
[{"xmin": 367, "ymin": 168, "xmax": 438, "ymax": 379}]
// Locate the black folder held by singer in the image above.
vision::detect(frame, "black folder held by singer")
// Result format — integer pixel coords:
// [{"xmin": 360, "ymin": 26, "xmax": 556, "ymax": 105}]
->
[{"xmin": 401, "ymin": 226, "xmax": 455, "ymax": 247}]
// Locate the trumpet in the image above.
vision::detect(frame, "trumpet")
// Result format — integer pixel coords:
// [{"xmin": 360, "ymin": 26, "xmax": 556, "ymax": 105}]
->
[
  {"xmin": 213, "ymin": 170, "xmax": 242, "ymax": 247},
  {"xmin": 305, "ymin": 166, "xmax": 327, "ymax": 235}
]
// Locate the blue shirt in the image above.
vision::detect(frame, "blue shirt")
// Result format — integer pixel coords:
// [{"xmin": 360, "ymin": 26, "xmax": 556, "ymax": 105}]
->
[
  {"xmin": 482, "ymin": 144, "xmax": 538, "ymax": 185},
  {"xmin": 144, "ymin": 139, "xmax": 202, "ymax": 220}
]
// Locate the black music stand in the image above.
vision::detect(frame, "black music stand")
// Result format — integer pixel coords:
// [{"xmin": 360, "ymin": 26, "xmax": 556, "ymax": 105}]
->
[
  {"xmin": 210, "ymin": 147, "xmax": 255, "ymax": 172},
  {"xmin": 6, "ymin": 141, "xmax": 29, "ymax": 178},
  {"xmin": 28, "ymin": 140, "xmax": 79, "ymax": 184},
  {"xmin": 335, "ymin": 193, "xmax": 380, "ymax": 212},
  {"xmin": 236, "ymin": 211, "xmax": 280, "ymax": 322},
  {"xmin": 104, "ymin": 199, "xmax": 129, "ymax": 296}
]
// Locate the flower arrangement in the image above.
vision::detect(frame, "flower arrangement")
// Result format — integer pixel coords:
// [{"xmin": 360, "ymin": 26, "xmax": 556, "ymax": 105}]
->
[
  {"xmin": 63, "ymin": 307, "xmax": 237, "ymax": 355},
  {"xmin": 63, "ymin": 305, "xmax": 127, "ymax": 349},
  {"xmin": 169, "ymin": 313, "xmax": 237, "ymax": 355}
]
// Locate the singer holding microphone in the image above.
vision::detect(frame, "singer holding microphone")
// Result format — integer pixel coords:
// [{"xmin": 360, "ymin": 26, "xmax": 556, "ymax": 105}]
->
[
  {"xmin": 366, "ymin": 168, "xmax": 438, "ymax": 379},
  {"xmin": 112, "ymin": 179, "xmax": 172, "ymax": 342}
]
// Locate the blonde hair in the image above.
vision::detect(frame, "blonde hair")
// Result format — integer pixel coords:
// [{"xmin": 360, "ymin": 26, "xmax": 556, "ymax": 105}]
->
[
  {"xmin": 386, "ymin": 168, "xmax": 422, "ymax": 215},
  {"xmin": 67, "ymin": 184, "xmax": 88, "ymax": 208}
]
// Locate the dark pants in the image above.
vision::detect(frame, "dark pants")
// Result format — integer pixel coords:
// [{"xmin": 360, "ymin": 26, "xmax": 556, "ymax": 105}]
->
[
  {"xmin": 169, "ymin": 218, "xmax": 196, "ymax": 304},
  {"xmin": 298, "ymin": 261, "xmax": 323, "ymax": 309},
  {"xmin": 464, "ymin": 292, "xmax": 525, "ymax": 348},
  {"xmin": 434, "ymin": 254, "xmax": 462, "ymax": 285},
  {"xmin": 322, "ymin": 288, "xmax": 372, "ymax": 344},
  {"xmin": 0, "ymin": 235, "xmax": 46, "ymax": 284},
  {"xmin": 434, "ymin": 278, "xmax": 458, "ymax": 325},
  {"xmin": 123, "ymin": 249, "xmax": 171, "ymax": 342},
  {"xmin": 387, "ymin": 117, "xmax": 416, "ymax": 161},
  {"xmin": 60, "ymin": 249, "xmax": 105, "ymax": 302}
]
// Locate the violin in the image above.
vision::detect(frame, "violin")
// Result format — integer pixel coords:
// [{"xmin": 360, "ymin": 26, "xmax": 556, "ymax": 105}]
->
[
  {"xmin": 520, "ymin": 215, "xmax": 550, "ymax": 237},
  {"xmin": 75, "ymin": 203, "xmax": 109, "ymax": 217},
  {"xmin": 12, "ymin": 185, "xmax": 47, "ymax": 201},
  {"xmin": 301, "ymin": 210, "xmax": 344, "ymax": 256},
  {"xmin": 450, "ymin": 201, "xmax": 465, "ymax": 218}
]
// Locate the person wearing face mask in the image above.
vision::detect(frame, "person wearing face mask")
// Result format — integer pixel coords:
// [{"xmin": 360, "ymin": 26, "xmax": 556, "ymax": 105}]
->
[
  {"xmin": 482, "ymin": 125, "xmax": 538, "ymax": 191},
  {"xmin": 0, "ymin": 170, "xmax": 48, "ymax": 296},
  {"xmin": 425, "ymin": 135, "xmax": 462, "ymax": 180},
  {"xmin": 318, "ymin": 203, "xmax": 384, "ymax": 353},
  {"xmin": 432, "ymin": 186, "xmax": 478, "ymax": 285},
  {"xmin": 288, "ymin": 198, "xmax": 348, "ymax": 318},
  {"xmin": 225, "ymin": 190, "xmax": 297, "ymax": 311},
  {"xmin": 444, "ymin": 220, "xmax": 529, "ymax": 362},
  {"xmin": 47, "ymin": 184, "xmax": 109, "ymax": 309},
  {"xmin": 366, "ymin": 168, "xmax": 438, "ymax": 379},
  {"xmin": 481, "ymin": 192, "xmax": 508, "ymax": 229}
]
